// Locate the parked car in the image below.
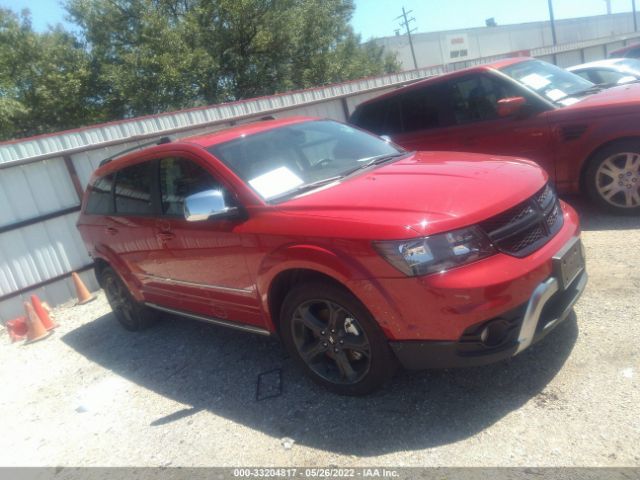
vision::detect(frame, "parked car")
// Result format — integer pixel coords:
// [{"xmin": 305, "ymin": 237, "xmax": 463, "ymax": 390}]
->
[
  {"xmin": 349, "ymin": 57, "xmax": 640, "ymax": 214},
  {"xmin": 608, "ymin": 43, "xmax": 640, "ymax": 59},
  {"xmin": 77, "ymin": 117, "xmax": 586, "ymax": 395},
  {"xmin": 567, "ymin": 58, "xmax": 640, "ymax": 87}
]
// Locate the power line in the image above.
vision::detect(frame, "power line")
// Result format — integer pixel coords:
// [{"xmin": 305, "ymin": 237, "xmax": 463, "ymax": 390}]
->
[{"xmin": 395, "ymin": 6, "xmax": 418, "ymax": 69}]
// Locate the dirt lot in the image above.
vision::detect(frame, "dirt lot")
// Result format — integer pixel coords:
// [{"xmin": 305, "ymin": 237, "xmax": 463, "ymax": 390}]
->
[{"xmin": 1, "ymin": 196, "xmax": 639, "ymax": 467}]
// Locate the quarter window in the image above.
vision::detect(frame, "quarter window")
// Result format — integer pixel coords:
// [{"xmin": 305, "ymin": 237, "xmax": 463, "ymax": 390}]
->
[
  {"xmin": 114, "ymin": 162, "xmax": 154, "ymax": 215},
  {"xmin": 159, "ymin": 158, "xmax": 224, "ymax": 216},
  {"xmin": 85, "ymin": 174, "xmax": 114, "ymax": 215}
]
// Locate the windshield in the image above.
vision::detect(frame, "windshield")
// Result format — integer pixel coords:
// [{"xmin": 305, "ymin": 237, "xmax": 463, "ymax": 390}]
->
[
  {"xmin": 207, "ymin": 120, "xmax": 404, "ymax": 201},
  {"xmin": 501, "ymin": 59, "xmax": 595, "ymax": 105}
]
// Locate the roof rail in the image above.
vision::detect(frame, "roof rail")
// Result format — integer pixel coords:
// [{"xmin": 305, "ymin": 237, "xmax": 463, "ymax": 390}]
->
[{"xmin": 99, "ymin": 136, "xmax": 172, "ymax": 167}]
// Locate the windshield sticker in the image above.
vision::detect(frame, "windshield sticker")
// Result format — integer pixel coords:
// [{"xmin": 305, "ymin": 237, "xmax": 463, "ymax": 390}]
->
[
  {"xmin": 248, "ymin": 166, "xmax": 304, "ymax": 199},
  {"xmin": 558, "ymin": 97, "xmax": 580, "ymax": 106},
  {"xmin": 546, "ymin": 89, "xmax": 567, "ymax": 101},
  {"xmin": 520, "ymin": 73, "xmax": 551, "ymax": 90}
]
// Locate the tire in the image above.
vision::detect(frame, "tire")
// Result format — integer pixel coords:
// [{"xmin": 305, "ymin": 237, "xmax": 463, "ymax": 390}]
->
[
  {"xmin": 100, "ymin": 266, "xmax": 157, "ymax": 331},
  {"xmin": 584, "ymin": 140, "xmax": 640, "ymax": 215},
  {"xmin": 280, "ymin": 281, "xmax": 397, "ymax": 395}
]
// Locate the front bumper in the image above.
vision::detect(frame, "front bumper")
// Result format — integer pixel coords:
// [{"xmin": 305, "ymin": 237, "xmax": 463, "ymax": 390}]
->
[{"xmin": 390, "ymin": 257, "xmax": 587, "ymax": 370}]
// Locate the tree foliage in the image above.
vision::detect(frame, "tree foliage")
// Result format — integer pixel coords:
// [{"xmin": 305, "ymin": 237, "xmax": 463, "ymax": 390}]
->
[
  {"xmin": 0, "ymin": 0, "xmax": 398, "ymax": 141},
  {"xmin": 0, "ymin": 8, "xmax": 95, "ymax": 140}
]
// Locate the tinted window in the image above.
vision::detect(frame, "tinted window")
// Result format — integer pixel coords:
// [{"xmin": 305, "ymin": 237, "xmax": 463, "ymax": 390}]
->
[
  {"xmin": 448, "ymin": 75, "xmax": 519, "ymax": 125},
  {"xmin": 85, "ymin": 174, "xmax": 114, "ymax": 215},
  {"xmin": 114, "ymin": 162, "xmax": 154, "ymax": 215},
  {"xmin": 399, "ymin": 85, "xmax": 445, "ymax": 132},
  {"xmin": 159, "ymin": 158, "xmax": 224, "ymax": 216},
  {"xmin": 625, "ymin": 47, "xmax": 640, "ymax": 59},
  {"xmin": 352, "ymin": 99, "xmax": 402, "ymax": 135},
  {"xmin": 592, "ymin": 69, "xmax": 627, "ymax": 84}
]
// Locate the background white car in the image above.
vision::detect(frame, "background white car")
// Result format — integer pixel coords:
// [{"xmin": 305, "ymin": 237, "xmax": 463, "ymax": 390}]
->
[{"xmin": 568, "ymin": 58, "xmax": 640, "ymax": 87}]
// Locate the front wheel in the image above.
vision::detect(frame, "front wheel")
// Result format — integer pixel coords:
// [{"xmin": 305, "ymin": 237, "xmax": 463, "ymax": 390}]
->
[
  {"xmin": 585, "ymin": 142, "xmax": 640, "ymax": 214},
  {"xmin": 280, "ymin": 281, "xmax": 397, "ymax": 395}
]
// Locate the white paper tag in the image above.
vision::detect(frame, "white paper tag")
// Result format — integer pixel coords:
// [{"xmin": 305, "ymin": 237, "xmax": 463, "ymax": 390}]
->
[
  {"xmin": 249, "ymin": 167, "xmax": 304, "ymax": 199},
  {"xmin": 520, "ymin": 73, "xmax": 551, "ymax": 90},
  {"xmin": 546, "ymin": 89, "xmax": 567, "ymax": 101}
]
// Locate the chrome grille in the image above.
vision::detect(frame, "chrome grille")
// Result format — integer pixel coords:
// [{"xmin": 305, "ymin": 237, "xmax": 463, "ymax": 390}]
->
[{"xmin": 479, "ymin": 184, "xmax": 563, "ymax": 257}]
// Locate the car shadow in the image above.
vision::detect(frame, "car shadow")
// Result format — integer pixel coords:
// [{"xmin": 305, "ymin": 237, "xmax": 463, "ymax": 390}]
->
[
  {"xmin": 62, "ymin": 309, "xmax": 579, "ymax": 456},
  {"xmin": 562, "ymin": 194, "xmax": 640, "ymax": 231}
]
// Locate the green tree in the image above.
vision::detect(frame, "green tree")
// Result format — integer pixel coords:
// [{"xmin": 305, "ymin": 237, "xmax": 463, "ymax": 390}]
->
[
  {"xmin": 65, "ymin": 0, "xmax": 399, "ymax": 116},
  {"xmin": 0, "ymin": 8, "xmax": 95, "ymax": 141}
]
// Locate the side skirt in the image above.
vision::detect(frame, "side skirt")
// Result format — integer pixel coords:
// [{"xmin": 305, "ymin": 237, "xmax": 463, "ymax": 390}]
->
[{"xmin": 145, "ymin": 302, "xmax": 271, "ymax": 336}]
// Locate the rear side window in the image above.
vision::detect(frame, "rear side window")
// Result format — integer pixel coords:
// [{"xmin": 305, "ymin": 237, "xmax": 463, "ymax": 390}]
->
[
  {"xmin": 159, "ymin": 157, "xmax": 224, "ymax": 216},
  {"xmin": 352, "ymin": 98, "xmax": 402, "ymax": 135},
  {"xmin": 625, "ymin": 47, "xmax": 640, "ymax": 58},
  {"xmin": 114, "ymin": 162, "xmax": 154, "ymax": 215},
  {"xmin": 85, "ymin": 174, "xmax": 114, "ymax": 215},
  {"xmin": 398, "ymin": 85, "xmax": 445, "ymax": 132}
]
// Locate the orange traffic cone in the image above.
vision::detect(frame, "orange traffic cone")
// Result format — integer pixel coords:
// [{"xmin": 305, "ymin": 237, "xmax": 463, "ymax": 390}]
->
[
  {"xmin": 71, "ymin": 272, "xmax": 96, "ymax": 305},
  {"xmin": 31, "ymin": 295, "xmax": 57, "ymax": 330},
  {"xmin": 6, "ymin": 316, "xmax": 28, "ymax": 343},
  {"xmin": 24, "ymin": 302, "xmax": 52, "ymax": 344}
]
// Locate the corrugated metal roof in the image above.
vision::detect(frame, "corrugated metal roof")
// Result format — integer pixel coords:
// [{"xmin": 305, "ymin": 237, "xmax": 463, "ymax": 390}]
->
[{"xmin": 0, "ymin": 65, "xmax": 449, "ymax": 166}]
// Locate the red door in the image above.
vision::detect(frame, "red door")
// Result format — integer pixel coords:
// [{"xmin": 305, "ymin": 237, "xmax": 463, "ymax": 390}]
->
[{"xmin": 139, "ymin": 155, "xmax": 264, "ymax": 328}]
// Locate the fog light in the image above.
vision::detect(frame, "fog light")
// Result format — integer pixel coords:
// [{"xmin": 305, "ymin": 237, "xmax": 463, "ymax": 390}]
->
[{"xmin": 479, "ymin": 319, "xmax": 511, "ymax": 347}]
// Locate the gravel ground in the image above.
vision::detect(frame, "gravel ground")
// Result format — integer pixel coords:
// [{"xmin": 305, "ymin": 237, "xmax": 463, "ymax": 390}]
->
[{"xmin": 1, "ymin": 195, "xmax": 639, "ymax": 467}]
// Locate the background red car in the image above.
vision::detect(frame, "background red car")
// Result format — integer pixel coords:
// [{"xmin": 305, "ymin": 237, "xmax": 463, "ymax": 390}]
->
[{"xmin": 349, "ymin": 57, "xmax": 640, "ymax": 214}]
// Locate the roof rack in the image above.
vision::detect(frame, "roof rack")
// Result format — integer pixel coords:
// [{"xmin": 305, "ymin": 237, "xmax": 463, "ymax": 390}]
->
[{"xmin": 99, "ymin": 136, "xmax": 172, "ymax": 167}]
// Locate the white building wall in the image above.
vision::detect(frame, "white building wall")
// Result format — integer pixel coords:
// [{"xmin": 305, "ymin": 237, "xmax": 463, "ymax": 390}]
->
[{"xmin": 376, "ymin": 12, "xmax": 640, "ymax": 69}]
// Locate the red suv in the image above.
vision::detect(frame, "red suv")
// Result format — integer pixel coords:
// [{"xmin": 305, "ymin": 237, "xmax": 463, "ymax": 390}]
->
[
  {"xmin": 77, "ymin": 117, "xmax": 586, "ymax": 395},
  {"xmin": 350, "ymin": 57, "xmax": 640, "ymax": 214}
]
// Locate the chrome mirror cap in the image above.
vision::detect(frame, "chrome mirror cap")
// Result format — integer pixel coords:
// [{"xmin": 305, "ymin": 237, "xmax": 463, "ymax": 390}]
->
[{"xmin": 184, "ymin": 190, "xmax": 229, "ymax": 222}]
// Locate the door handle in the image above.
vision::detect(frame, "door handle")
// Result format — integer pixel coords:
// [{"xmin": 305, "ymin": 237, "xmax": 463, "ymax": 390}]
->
[
  {"xmin": 156, "ymin": 232, "xmax": 175, "ymax": 242},
  {"xmin": 105, "ymin": 226, "xmax": 119, "ymax": 235}
]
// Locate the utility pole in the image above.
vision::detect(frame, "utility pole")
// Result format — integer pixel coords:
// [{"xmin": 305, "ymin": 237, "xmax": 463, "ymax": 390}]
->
[
  {"xmin": 634, "ymin": 0, "xmax": 638, "ymax": 31},
  {"xmin": 605, "ymin": 0, "xmax": 612, "ymax": 14},
  {"xmin": 396, "ymin": 6, "xmax": 418, "ymax": 70},
  {"xmin": 548, "ymin": 0, "xmax": 557, "ymax": 45}
]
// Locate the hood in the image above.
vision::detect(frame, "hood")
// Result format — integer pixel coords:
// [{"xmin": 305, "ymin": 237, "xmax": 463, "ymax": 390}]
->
[
  {"xmin": 557, "ymin": 82, "xmax": 640, "ymax": 117},
  {"xmin": 268, "ymin": 151, "xmax": 547, "ymax": 240}
]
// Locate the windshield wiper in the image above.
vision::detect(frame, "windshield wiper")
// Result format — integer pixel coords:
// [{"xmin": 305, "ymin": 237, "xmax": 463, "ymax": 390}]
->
[
  {"xmin": 571, "ymin": 85, "xmax": 603, "ymax": 97},
  {"xmin": 345, "ymin": 151, "xmax": 413, "ymax": 176},
  {"xmin": 267, "ymin": 175, "xmax": 344, "ymax": 202}
]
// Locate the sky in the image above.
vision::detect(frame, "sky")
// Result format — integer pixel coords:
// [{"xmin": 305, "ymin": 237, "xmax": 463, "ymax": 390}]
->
[{"xmin": 1, "ymin": 0, "xmax": 637, "ymax": 37}]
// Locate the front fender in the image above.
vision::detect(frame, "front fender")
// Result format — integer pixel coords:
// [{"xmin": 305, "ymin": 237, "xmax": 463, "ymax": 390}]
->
[{"xmin": 255, "ymin": 243, "xmax": 403, "ymax": 337}]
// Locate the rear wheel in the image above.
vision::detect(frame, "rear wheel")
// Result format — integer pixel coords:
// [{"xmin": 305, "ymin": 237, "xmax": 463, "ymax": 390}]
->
[
  {"xmin": 280, "ymin": 281, "xmax": 397, "ymax": 395},
  {"xmin": 585, "ymin": 141, "xmax": 640, "ymax": 214},
  {"xmin": 100, "ymin": 267, "xmax": 157, "ymax": 331}
]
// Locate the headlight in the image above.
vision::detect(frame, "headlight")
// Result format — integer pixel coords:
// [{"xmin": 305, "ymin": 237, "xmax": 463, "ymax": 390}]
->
[{"xmin": 374, "ymin": 226, "xmax": 495, "ymax": 276}]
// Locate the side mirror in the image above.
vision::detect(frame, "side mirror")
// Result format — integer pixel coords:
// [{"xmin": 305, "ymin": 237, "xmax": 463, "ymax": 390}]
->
[
  {"xmin": 497, "ymin": 96, "xmax": 527, "ymax": 117},
  {"xmin": 184, "ymin": 190, "xmax": 234, "ymax": 222}
]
